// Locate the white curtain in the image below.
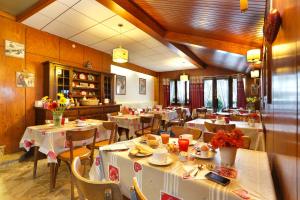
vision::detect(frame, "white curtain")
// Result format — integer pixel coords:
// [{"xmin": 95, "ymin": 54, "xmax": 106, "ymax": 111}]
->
[
  {"xmin": 217, "ymin": 79, "xmax": 229, "ymax": 110},
  {"xmin": 177, "ymin": 81, "xmax": 185, "ymax": 104},
  {"xmin": 204, "ymin": 80, "xmax": 213, "ymax": 107},
  {"xmin": 170, "ymin": 80, "xmax": 175, "ymax": 103}
]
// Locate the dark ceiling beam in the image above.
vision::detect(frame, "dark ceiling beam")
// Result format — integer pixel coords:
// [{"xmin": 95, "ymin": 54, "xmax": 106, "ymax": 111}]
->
[
  {"xmin": 165, "ymin": 32, "xmax": 261, "ymax": 55},
  {"xmin": 16, "ymin": 0, "xmax": 55, "ymax": 22},
  {"xmin": 96, "ymin": 0, "xmax": 206, "ymax": 69}
]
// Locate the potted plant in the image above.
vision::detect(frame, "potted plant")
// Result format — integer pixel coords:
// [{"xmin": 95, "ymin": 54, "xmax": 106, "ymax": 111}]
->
[
  {"xmin": 211, "ymin": 129, "xmax": 244, "ymax": 166},
  {"xmin": 42, "ymin": 93, "xmax": 69, "ymax": 127}
]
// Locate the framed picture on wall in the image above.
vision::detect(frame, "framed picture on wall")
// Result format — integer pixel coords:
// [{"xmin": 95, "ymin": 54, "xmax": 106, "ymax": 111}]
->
[
  {"xmin": 116, "ymin": 75, "xmax": 126, "ymax": 95},
  {"xmin": 139, "ymin": 78, "xmax": 146, "ymax": 95},
  {"xmin": 16, "ymin": 72, "xmax": 35, "ymax": 87},
  {"xmin": 5, "ymin": 40, "xmax": 25, "ymax": 58}
]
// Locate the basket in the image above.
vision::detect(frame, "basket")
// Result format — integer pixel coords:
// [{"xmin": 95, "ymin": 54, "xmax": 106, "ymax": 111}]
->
[{"xmin": 80, "ymin": 99, "xmax": 99, "ymax": 106}]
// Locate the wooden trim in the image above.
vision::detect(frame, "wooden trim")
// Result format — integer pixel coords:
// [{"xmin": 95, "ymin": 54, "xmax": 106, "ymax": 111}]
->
[
  {"xmin": 0, "ymin": 11, "xmax": 16, "ymax": 21},
  {"xmin": 112, "ymin": 61, "xmax": 158, "ymax": 77},
  {"xmin": 165, "ymin": 32, "xmax": 261, "ymax": 55},
  {"xmin": 16, "ymin": 0, "xmax": 55, "ymax": 22},
  {"xmin": 96, "ymin": 0, "xmax": 207, "ymax": 69}
]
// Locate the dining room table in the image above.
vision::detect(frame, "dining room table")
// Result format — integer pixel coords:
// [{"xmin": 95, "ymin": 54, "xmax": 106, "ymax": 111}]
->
[
  {"xmin": 89, "ymin": 138, "xmax": 275, "ymax": 200},
  {"xmin": 185, "ymin": 118, "xmax": 265, "ymax": 151},
  {"xmin": 19, "ymin": 119, "xmax": 111, "ymax": 190}
]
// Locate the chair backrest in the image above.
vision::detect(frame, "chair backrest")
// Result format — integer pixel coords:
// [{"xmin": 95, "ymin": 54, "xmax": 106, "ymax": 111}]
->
[
  {"xmin": 175, "ymin": 108, "xmax": 182, "ymax": 118},
  {"xmin": 196, "ymin": 108, "xmax": 207, "ymax": 119},
  {"xmin": 102, "ymin": 121, "xmax": 118, "ymax": 145},
  {"xmin": 242, "ymin": 136, "xmax": 251, "ymax": 149},
  {"xmin": 71, "ymin": 157, "xmax": 123, "ymax": 200},
  {"xmin": 203, "ymin": 131, "xmax": 215, "ymax": 143},
  {"xmin": 171, "ymin": 126, "xmax": 202, "ymax": 140},
  {"xmin": 181, "ymin": 109, "xmax": 188, "ymax": 122},
  {"xmin": 132, "ymin": 177, "xmax": 147, "ymax": 200},
  {"xmin": 204, "ymin": 122, "xmax": 236, "ymax": 132},
  {"xmin": 151, "ymin": 114, "xmax": 162, "ymax": 134},
  {"xmin": 140, "ymin": 116, "xmax": 153, "ymax": 135},
  {"xmin": 66, "ymin": 128, "xmax": 97, "ymax": 161}
]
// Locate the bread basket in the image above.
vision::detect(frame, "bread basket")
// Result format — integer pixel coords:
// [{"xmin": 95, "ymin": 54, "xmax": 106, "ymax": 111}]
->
[{"xmin": 80, "ymin": 99, "xmax": 99, "ymax": 106}]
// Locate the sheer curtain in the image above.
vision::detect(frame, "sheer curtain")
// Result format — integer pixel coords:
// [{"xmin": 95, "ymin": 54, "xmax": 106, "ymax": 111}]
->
[
  {"xmin": 170, "ymin": 80, "xmax": 175, "ymax": 104},
  {"xmin": 204, "ymin": 80, "xmax": 213, "ymax": 107},
  {"xmin": 177, "ymin": 80, "xmax": 186, "ymax": 104},
  {"xmin": 217, "ymin": 79, "xmax": 229, "ymax": 111}
]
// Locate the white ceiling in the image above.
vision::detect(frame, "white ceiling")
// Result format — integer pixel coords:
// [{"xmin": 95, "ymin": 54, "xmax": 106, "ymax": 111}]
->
[{"xmin": 22, "ymin": 0, "xmax": 197, "ymax": 72}]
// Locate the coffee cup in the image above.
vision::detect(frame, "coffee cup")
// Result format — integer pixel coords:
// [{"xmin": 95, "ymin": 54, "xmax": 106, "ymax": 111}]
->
[
  {"xmin": 179, "ymin": 134, "xmax": 193, "ymax": 144},
  {"xmin": 152, "ymin": 148, "xmax": 168, "ymax": 163}
]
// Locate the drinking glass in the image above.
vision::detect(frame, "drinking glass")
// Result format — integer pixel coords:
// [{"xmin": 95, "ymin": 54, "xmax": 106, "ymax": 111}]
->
[
  {"xmin": 161, "ymin": 133, "xmax": 170, "ymax": 144},
  {"xmin": 178, "ymin": 139, "xmax": 189, "ymax": 152}
]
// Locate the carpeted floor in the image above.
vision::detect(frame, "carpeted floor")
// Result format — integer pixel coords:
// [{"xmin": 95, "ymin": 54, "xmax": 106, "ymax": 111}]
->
[{"xmin": 0, "ymin": 156, "xmax": 78, "ymax": 200}]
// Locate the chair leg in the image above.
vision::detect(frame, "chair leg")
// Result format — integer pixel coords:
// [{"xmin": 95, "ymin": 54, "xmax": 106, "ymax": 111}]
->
[
  {"xmin": 49, "ymin": 163, "xmax": 55, "ymax": 192},
  {"xmin": 125, "ymin": 129, "xmax": 130, "ymax": 140},
  {"xmin": 53, "ymin": 159, "xmax": 61, "ymax": 189},
  {"xmin": 33, "ymin": 146, "xmax": 39, "ymax": 178},
  {"xmin": 117, "ymin": 128, "xmax": 123, "ymax": 142}
]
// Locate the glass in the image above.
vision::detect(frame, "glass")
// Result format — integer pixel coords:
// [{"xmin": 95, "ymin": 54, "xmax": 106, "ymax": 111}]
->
[
  {"xmin": 53, "ymin": 113, "xmax": 62, "ymax": 127},
  {"xmin": 204, "ymin": 79, "xmax": 213, "ymax": 108},
  {"xmin": 161, "ymin": 133, "xmax": 170, "ymax": 144},
  {"xmin": 178, "ymin": 139, "xmax": 189, "ymax": 152}
]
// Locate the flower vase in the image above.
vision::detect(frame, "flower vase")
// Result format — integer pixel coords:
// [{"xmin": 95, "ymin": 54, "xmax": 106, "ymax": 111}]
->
[
  {"xmin": 53, "ymin": 113, "xmax": 62, "ymax": 127},
  {"xmin": 220, "ymin": 147, "xmax": 237, "ymax": 166}
]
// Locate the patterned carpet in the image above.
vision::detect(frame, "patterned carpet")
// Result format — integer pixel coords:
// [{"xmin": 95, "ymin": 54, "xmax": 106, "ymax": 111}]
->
[{"xmin": 0, "ymin": 157, "xmax": 77, "ymax": 200}]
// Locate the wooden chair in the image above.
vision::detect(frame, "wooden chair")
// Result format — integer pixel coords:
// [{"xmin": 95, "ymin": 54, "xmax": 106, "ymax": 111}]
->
[
  {"xmin": 170, "ymin": 126, "xmax": 202, "ymax": 140},
  {"xmin": 71, "ymin": 157, "xmax": 123, "ymax": 200},
  {"xmin": 196, "ymin": 108, "xmax": 207, "ymax": 119},
  {"xmin": 167, "ymin": 108, "xmax": 184, "ymax": 127},
  {"xmin": 55, "ymin": 128, "xmax": 97, "ymax": 200},
  {"xmin": 93, "ymin": 121, "xmax": 118, "ymax": 148},
  {"xmin": 130, "ymin": 177, "xmax": 147, "ymax": 200},
  {"xmin": 107, "ymin": 113, "xmax": 129, "ymax": 140},
  {"xmin": 135, "ymin": 116, "xmax": 153, "ymax": 137},
  {"xmin": 149, "ymin": 114, "xmax": 162, "ymax": 135},
  {"xmin": 204, "ymin": 122, "xmax": 236, "ymax": 132},
  {"xmin": 203, "ymin": 132, "xmax": 251, "ymax": 149}
]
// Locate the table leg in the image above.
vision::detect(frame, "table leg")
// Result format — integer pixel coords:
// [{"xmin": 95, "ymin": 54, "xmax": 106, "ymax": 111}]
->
[
  {"xmin": 33, "ymin": 146, "xmax": 39, "ymax": 178},
  {"xmin": 49, "ymin": 163, "xmax": 55, "ymax": 192}
]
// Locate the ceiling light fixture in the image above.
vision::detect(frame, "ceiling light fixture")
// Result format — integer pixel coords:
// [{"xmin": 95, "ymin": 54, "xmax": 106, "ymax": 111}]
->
[
  {"xmin": 247, "ymin": 49, "xmax": 261, "ymax": 63},
  {"xmin": 250, "ymin": 70, "xmax": 260, "ymax": 78},
  {"xmin": 240, "ymin": 0, "xmax": 248, "ymax": 13},
  {"xmin": 180, "ymin": 73, "xmax": 189, "ymax": 81},
  {"xmin": 112, "ymin": 24, "xmax": 128, "ymax": 63}
]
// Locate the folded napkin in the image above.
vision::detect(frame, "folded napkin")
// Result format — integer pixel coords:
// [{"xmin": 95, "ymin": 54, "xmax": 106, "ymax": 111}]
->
[{"xmin": 99, "ymin": 144, "xmax": 129, "ymax": 151}]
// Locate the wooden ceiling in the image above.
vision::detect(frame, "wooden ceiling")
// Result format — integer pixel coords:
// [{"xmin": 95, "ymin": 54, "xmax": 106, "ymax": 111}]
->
[
  {"xmin": 132, "ymin": 0, "xmax": 266, "ymax": 47},
  {"xmin": 97, "ymin": 0, "xmax": 266, "ymax": 72}
]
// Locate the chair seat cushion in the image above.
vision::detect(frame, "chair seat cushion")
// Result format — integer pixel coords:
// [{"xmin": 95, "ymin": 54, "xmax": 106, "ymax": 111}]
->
[
  {"xmin": 58, "ymin": 147, "xmax": 91, "ymax": 161},
  {"xmin": 135, "ymin": 128, "xmax": 152, "ymax": 136},
  {"xmin": 94, "ymin": 140, "xmax": 110, "ymax": 148}
]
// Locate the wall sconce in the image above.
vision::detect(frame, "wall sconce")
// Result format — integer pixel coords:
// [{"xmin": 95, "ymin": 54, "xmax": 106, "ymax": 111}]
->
[
  {"xmin": 250, "ymin": 70, "xmax": 260, "ymax": 78},
  {"xmin": 247, "ymin": 49, "xmax": 261, "ymax": 63},
  {"xmin": 240, "ymin": 0, "xmax": 248, "ymax": 13},
  {"xmin": 180, "ymin": 73, "xmax": 189, "ymax": 81}
]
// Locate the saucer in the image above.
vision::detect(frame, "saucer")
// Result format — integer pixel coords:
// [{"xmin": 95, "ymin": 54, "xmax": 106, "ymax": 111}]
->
[
  {"xmin": 148, "ymin": 156, "xmax": 173, "ymax": 166},
  {"xmin": 191, "ymin": 151, "xmax": 216, "ymax": 159}
]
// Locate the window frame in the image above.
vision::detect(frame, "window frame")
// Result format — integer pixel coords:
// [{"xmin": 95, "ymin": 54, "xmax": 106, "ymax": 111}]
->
[{"xmin": 169, "ymin": 79, "xmax": 189, "ymax": 105}]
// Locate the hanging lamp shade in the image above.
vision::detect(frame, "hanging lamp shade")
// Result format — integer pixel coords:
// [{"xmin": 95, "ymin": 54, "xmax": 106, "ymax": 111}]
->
[
  {"xmin": 247, "ymin": 49, "xmax": 261, "ymax": 63},
  {"xmin": 240, "ymin": 0, "xmax": 248, "ymax": 13},
  {"xmin": 112, "ymin": 46, "xmax": 128, "ymax": 63},
  {"xmin": 180, "ymin": 74, "xmax": 189, "ymax": 81}
]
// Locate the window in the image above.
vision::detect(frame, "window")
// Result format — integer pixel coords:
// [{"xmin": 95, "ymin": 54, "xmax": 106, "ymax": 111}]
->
[
  {"xmin": 232, "ymin": 78, "xmax": 246, "ymax": 108},
  {"xmin": 204, "ymin": 79, "xmax": 213, "ymax": 108},
  {"xmin": 169, "ymin": 80, "xmax": 189, "ymax": 105}
]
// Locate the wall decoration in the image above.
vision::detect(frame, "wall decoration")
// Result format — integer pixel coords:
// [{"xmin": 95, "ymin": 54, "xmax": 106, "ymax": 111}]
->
[
  {"xmin": 5, "ymin": 40, "xmax": 25, "ymax": 58},
  {"xmin": 139, "ymin": 78, "xmax": 146, "ymax": 95},
  {"xmin": 251, "ymin": 84, "xmax": 259, "ymax": 96},
  {"xmin": 116, "ymin": 75, "xmax": 126, "ymax": 95},
  {"xmin": 264, "ymin": 9, "xmax": 281, "ymax": 44},
  {"xmin": 16, "ymin": 72, "xmax": 35, "ymax": 87}
]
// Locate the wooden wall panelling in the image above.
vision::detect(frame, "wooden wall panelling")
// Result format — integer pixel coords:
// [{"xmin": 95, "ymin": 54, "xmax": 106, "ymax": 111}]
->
[
  {"xmin": 25, "ymin": 27, "xmax": 59, "ymax": 59},
  {"xmin": 59, "ymin": 39, "xmax": 84, "ymax": 67},
  {"xmin": 102, "ymin": 53, "xmax": 112, "ymax": 73},
  {"xmin": 25, "ymin": 53, "xmax": 58, "ymax": 127},
  {"xmin": 83, "ymin": 47, "xmax": 102, "ymax": 72},
  {"xmin": 112, "ymin": 61, "xmax": 158, "ymax": 77},
  {"xmin": 0, "ymin": 46, "xmax": 26, "ymax": 153},
  {"xmin": 0, "ymin": 17, "xmax": 25, "ymax": 46}
]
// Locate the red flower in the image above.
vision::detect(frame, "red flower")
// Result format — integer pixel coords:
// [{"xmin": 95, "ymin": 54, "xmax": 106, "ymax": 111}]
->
[
  {"xmin": 211, "ymin": 129, "xmax": 244, "ymax": 149},
  {"xmin": 51, "ymin": 102, "xmax": 58, "ymax": 109}
]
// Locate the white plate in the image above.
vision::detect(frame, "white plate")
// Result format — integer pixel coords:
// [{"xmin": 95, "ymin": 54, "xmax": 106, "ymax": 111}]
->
[
  {"xmin": 148, "ymin": 156, "xmax": 173, "ymax": 166},
  {"xmin": 135, "ymin": 152, "xmax": 153, "ymax": 157},
  {"xmin": 192, "ymin": 151, "xmax": 216, "ymax": 159},
  {"xmin": 189, "ymin": 140, "xmax": 197, "ymax": 146},
  {"xmin": 76, "ymin": 124, "xmax": 87, "ymax": 127}
]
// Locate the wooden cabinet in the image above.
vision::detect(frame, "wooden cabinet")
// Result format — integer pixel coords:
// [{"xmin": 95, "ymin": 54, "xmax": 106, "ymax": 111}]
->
[
  {"xmin": 35, "ymin": 104, "xmax": 121, "ymax": 125},
  {"xmin": 101, "ymin": 73, "xmax": 115, "ymax": 104}
]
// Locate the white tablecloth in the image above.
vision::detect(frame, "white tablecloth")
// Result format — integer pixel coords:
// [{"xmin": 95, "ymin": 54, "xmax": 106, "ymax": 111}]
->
[
  {"xmin": 185, "ymin": 119, "xmax": 265, "ymax": 151},
  {"xmin": 19, "ymin": 119, "xmax": 110, "ymax": 163},
  {"xmin": 89, "ymin": 139, "xmax": 275, "ymax": 200},
  {"xmin": 148, "ymin": 110, "xmax": 178, "ymax": 122}
]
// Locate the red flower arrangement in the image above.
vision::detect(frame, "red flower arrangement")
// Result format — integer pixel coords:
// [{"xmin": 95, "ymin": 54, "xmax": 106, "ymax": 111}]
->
[{"xmin": 211, "ymin": 129, "xmax": 244, "ymax": 149}]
